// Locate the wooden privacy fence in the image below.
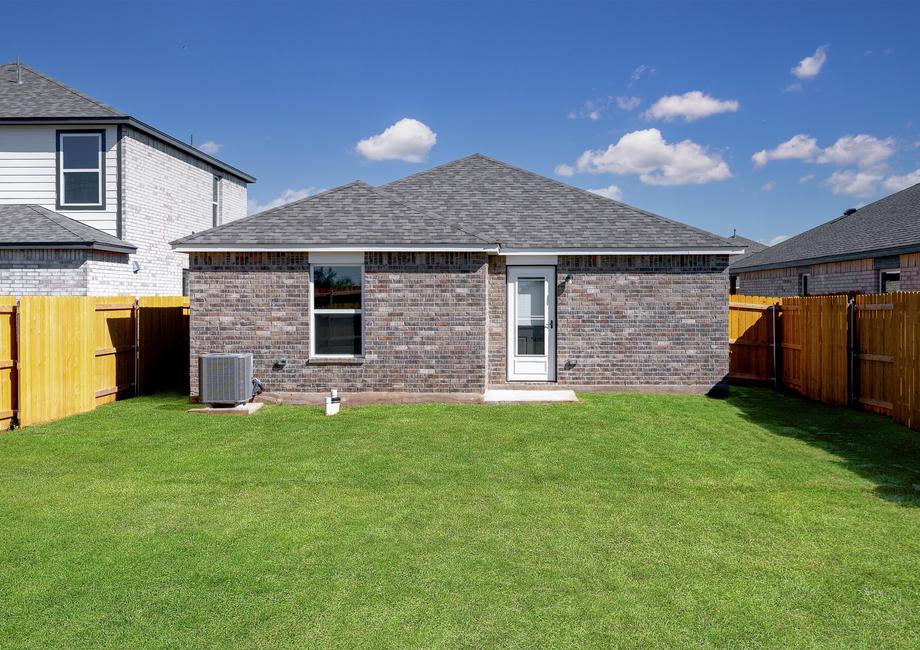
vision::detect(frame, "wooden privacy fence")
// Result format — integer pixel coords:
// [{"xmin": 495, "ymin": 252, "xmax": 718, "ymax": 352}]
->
[
  {"xmin": 0, "ymin": 296, "xmax": 189, "ymax": 430},
  {"xmin": 729, "ymin": 293, "xmax": 920, "ymax": 431}
]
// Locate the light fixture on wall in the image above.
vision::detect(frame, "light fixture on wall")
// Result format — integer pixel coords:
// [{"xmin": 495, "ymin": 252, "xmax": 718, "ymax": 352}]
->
[{"xmin": 131, "ymin": 261, "xmax": 141, "ymax": 274}]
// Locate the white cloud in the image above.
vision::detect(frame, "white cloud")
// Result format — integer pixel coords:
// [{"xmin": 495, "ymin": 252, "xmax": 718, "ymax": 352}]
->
[
  {"xmin": 355, "ymin": 118, "xmax": 436, "ymax": 162},
  {"xmin": 588, "ymin": 185, "xmax": 624, "ymax": 201},
  {"xmin": 752, "ymin": 134, "xmax": 820, "ymax": 168},
  {"xmin": 768, "ymin": 234, "xmax": 791, "ymax": 246},
  {"xmin": 792, "ymin": 45, "xmax": 829, "ymax": 79},
  {"xmin": 198, "ymin": 140, "xmax": 223, "ymax": 155},
  {"xmin": 814, "ymin": 134, "xmax": 895, "ymax": 168},
  {"xmin": 784, "ymin": 82, "xmax": 803, "ymax": 93},
  {"xmin": 883, "ymin": 167, "xmax": 920, "ymax": 192},
  {"xmin": 573, "ymin": 128, "xmax": 733, "ymax": 186},
  {"xmin": 616, "ymin": 96, "xmax": 641, "ymax": 111},
  {"xmin": 554, "ymin": 163, "xmax": 575, "ymax": 177},
  {"xmin": 247, "ymin": 187, "xmax": 319, "ymax": 215},
  {"xmin": 630, "ymin": 64, "xmax": 655, "ymax": 84},
  {"xmin": 825, "ymin": 170, "xmax": 882, "ymax": 198},
  {"xmin": 799, "ymin": 174, "xmax": 815, "ymax": 183},
  {"xmin": 761, "ymin": 181, "xmax": 776, "ymax": 192},
  {"xmin": 642, "ymin": 91, "xmax": 740, "ymax": 122},
  {"xmin": 752, "ymin": 134, "xmax": 894, "ymax": 170}
]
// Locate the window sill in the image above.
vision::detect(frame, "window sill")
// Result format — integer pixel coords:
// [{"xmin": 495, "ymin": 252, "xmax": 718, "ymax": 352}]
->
[{"xmin": 307, "ymin": 357, "xmax": 365, "ymax": 366}]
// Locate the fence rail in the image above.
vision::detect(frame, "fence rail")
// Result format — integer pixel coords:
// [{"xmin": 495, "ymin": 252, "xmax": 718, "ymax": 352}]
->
[
  {"xmin": 0, "ymin": 296, "xmax": 189, "ymax": 430},
  {"xmin": 730, "ymin": 292, "xmax": 920, "ymax": 432}
]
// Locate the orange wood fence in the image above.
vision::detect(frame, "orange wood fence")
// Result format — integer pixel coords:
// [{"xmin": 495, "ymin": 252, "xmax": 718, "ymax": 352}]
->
[
  {"xmin": 0, "ymin": 296, "xmax": 189, "ymax": 430},
  {"xmin": 730, "ymin": 293, "xmax": 920, "ymax": 431}
]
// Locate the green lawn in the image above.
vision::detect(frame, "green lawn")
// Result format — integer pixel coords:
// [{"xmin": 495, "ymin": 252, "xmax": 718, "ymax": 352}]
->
[{"xmin": 1, "ymin": 388, "xmax": 919, "ymax": 648}]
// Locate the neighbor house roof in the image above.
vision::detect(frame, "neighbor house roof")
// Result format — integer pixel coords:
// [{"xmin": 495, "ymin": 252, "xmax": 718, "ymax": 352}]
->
[
  {"xmin": 732, "ymin": 182, "xmax": 920, "ymax": 272},
  {"xmin": 726, "ymin": 232, "xmax": 767, "ymax": 264},
  {"xmin": 0, "ymin": 62, "xmax": 255, "ymax": 183},
  {"xmin": 171, "ymin": 181, "xmax": 494, "ymax": 250},
  {"xmin": 0, "ymin": 205, "xmax": 136, "ymax": 254},
  {"xmin": 173, "ymin": 154, "xmax": 738, "ymax": 253}
]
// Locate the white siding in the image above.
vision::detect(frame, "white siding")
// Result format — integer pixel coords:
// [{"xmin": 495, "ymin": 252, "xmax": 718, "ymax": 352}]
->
[{"xmin": 0, "ymin": 124, "xmax": 119, "ymax": 235}]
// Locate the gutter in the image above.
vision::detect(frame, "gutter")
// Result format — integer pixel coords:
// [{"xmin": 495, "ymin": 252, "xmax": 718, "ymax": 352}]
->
[
  {"xmin": 0, "ymin": 241, "xmax": 137, "ymax": 254},
  {"xmin": 171, "ymin": 242, "xmax": 744, "ymax": 255}
]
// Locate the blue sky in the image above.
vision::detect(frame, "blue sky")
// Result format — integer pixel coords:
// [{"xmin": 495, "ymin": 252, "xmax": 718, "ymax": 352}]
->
[{"xmin": 5, "ymin": 0, "xmax": 919, "ymax": 244}]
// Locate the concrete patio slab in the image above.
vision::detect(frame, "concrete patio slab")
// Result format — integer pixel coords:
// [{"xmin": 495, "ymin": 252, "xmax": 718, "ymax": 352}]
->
[
  {"xmin": 483, "ymin": 389, "xmax": 578, "ymax": 403},
  {"xmin": 188, "ymin": 402, "xmax": 264, "ymax": 416}
]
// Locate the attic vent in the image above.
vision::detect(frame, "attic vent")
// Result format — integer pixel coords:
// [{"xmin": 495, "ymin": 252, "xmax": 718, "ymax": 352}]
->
[{"xmin": 843, "ymin": 208, "xmax": 857, "ymax": 216}]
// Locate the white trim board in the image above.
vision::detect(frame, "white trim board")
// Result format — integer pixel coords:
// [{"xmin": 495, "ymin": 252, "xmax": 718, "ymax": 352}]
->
[{"xmin": 173, "ymin": 244, "xmax": 742, "ymax": 255}]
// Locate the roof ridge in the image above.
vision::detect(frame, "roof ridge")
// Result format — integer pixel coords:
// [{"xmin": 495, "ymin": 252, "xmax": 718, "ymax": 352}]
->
[
  {"xmin": 468, "ymin": 154, "xmax": 734, "ymax": 246},
  {"xmin": 18, "ymin": 63, "xmax": 123, "ymax": 116},
  {"xmin": 367, "ymin": 184, "xmax": 493, "ymax": 245}
]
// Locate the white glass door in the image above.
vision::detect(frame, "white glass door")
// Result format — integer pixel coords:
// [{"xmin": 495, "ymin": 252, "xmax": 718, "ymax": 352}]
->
[{"xmin": 507, "ymin": 266, "xmax": 556, "ymax": 381}]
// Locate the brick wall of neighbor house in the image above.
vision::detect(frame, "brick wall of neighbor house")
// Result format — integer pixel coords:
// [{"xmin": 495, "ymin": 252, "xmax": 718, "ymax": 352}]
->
[
  {"xmin": 734, "ymin": 267, "xmax": 801, "ymax": 296},
  {"xmin": 810, "ymin": 259, "xmax": 877, "ymax": 294},
  {"xmin": 121, "ymin": 127, "xmax": 247, "ymax": 295},
  {"xmin": 0, "ymin": 249, "xmax": 90, "ymax": 295},
  {"xmin": 489, "ymin": 255, "xmax": 729, "ymax": 389},
  {"xmin": 84, "ymin": 251, "xmax": 136, "ymax": 295},
  {"xmin": 188, "ymin": 252, "xmax": 488, "ymax": 397},
  {"xmin": 221, "ymin": 176, "xmax": 248, "ymax": 224},
  {"xmin": 901, "ymin": 253, "xmax": 920, "ymax": 291}
]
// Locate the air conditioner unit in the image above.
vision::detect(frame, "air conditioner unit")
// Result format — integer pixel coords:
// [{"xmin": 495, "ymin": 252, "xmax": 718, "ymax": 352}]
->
[{"xmin": 199, "ymin": 353, "xmax": 253, "ymax": 406}]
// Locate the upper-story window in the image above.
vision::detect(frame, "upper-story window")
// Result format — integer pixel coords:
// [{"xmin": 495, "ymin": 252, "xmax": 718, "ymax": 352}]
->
[
  {"xmin": 57, "ymin": 130, "xmax": 105, "ymax": 209},
  {"xmin": 212, "ymin": 176, "xmax": 220, "ymax": 227}
]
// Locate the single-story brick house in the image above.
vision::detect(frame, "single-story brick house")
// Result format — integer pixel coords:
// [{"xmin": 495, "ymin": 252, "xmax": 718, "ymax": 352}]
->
[
  {"xmin": 172, "ymin": 155, "xmax": 742, "ymax": 398},
  {"xmin": 730, "ymin": 182, "xmax": 920, "ymax": 296}
]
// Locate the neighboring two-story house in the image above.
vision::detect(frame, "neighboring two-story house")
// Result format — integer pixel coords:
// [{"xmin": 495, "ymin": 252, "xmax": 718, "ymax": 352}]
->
[
  {"xmin": 0, "ymin": 62, "xmax": 255, "ymax": 295},
  {"xmin": 730, "ymin": 182, "xmax": 920, "ymax": 296}
]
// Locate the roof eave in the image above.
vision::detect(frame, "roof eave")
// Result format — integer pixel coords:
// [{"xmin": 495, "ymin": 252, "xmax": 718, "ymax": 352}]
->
[
  {"xmin": 731, "ymin": 243, "xmax": 920, "ymax": 273},
  {"xmin": 0, "ymin": 241, "xmax": 136, "ymax": 254},
  {"xmin": 501, "ymin": 246, "xmax": 744, "ymax": 255},
  {"xmin": 170, "ymin": 242, "xmax": 501, "ymax": 253},
  {"xmin": 0, "ymin": 116, "xmax": 256, "ymax": 183}
]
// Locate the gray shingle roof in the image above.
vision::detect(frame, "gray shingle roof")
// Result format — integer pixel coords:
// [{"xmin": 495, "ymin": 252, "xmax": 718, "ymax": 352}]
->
[
  {"xmin": 726, "ymin": 233, "xmax": 767, "ymax": 264},
  {"xmin": 174, "ymin": 154, "xmax": 736, "ymax": 251},
  {"xmin": 0, "ymin": 63, "xmax": 124, "ymax": 118},
  {"xmin": 171, "ymin": 181, "xmax": 493, "ymax": 247},
  {"xmin": 0, "ymin": 205, "xmax": 136, "ymax": 253},
  {"xmin": 0, "ymin": 62, "xmax": 255, "ymax": 183},
  {"xmin": 382, "ymin": 155, "xmax": 732, "ymax": 249},
  {"xmin": 732, "ymin": 182, "xmax": 920, "ymax": 271}
]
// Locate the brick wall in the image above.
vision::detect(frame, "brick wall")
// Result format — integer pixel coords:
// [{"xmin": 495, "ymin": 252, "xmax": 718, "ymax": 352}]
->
[
  {"xmin": 901, "ymin": 253, "xmax": 920, "ymax": 291},
  {"xmin": 0, "ymin": 249, "xmax": 90, "ymax": 295},
  {"xmin": 810, "ymin": 259, "xmax": 877, "ymax": 294},
  {"xmin": 488, "ymin": 255, "xmax": 728, "ymax": 389},
  {"xmin": 121, "ymin": 127, "xmax": 248, "ymax": 296},
  {"xmin": 189, "ymin": 252, "xmax": 488, "ymax": 396},
  {"xmin": 734, "ymin": 267, "xmax": 800, "ymax": 296}
]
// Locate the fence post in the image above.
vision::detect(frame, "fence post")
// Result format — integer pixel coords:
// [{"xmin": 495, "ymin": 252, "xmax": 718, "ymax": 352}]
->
[
  {"xmin": 773, "ymin": 302, "xmax": 782, "ymax": 389},
  {"xmin": 847, "ymin": 297, "xmax": 857, "ymax": 407},
  {"xmin": 133, "ymin": 297, "xmax": 140, "ymax": 397}
]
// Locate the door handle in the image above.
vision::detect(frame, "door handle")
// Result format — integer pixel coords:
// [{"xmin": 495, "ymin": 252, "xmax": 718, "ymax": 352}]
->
[{"xmin": 549, "ymin": 320, "xmax": 554, "ymax": 329}]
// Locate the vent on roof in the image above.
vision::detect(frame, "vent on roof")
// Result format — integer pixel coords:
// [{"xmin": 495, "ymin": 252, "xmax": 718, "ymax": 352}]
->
[{"xmin": 843, "ymin": 208, "xmax": 857, "ymax": 216}]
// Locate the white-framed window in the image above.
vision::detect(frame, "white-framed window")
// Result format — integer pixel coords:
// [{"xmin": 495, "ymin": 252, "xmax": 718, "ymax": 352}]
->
[
  {"xmin": 800, "ymin": 272, "xmax": 811, "ymax": 296},
  {"xmin": 880, "ymin": 269, "xmax": 900, "ymax": 293},
  {"xmin": 310, "ymin": 264, "xmax": 363, "ymax": 357},
  {"xmin": 212, "ymin": 176, "xmax": 220, "ymax": 227},
  {"xmin": 57, "ymin": 130, "xmax": 104, "ymax": 209}
]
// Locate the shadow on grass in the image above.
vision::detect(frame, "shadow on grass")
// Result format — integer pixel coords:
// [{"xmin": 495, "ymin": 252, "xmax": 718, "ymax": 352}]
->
[{"xmin": 729, "ymin": 386, "xmax": 920, "ymax": 508}]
